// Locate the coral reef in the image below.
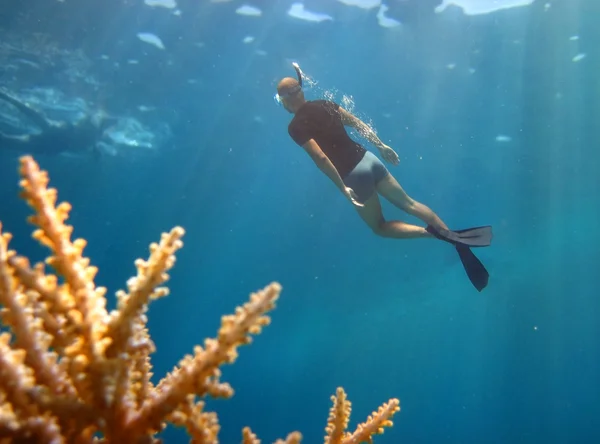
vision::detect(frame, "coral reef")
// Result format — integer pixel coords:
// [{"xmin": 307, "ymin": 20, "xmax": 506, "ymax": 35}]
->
[{"xmin": 0, "ymin": 156, "xmax": 400, "ymax": 443}]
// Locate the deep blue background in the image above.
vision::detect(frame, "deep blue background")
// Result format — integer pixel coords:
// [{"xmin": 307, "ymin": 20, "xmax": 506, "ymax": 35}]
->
[{"xmin": 1, "ymin": 0, "xmax": 599, "ymax": 443}]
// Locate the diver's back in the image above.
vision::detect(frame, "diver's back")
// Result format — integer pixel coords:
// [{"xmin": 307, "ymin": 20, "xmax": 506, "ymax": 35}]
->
[{"xmin": 289, "ymin": 100, "xmax": 366, "ymax": 177}]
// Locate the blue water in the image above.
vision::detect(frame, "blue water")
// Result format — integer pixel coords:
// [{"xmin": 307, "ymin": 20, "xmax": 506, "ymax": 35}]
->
[{"xmin": 0, "ymin": 0, "xmax": 599, "ymax": 443}]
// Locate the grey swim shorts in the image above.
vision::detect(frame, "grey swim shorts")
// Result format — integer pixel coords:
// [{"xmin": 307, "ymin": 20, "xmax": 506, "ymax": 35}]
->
[{"xmin": 342, "ymin": 151, "xmax": 389, "ymax": 203}]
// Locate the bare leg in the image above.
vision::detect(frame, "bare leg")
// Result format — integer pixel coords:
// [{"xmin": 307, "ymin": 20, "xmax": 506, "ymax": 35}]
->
[
  {"xmin": 355, "ymin": 192, "xmax": 430, "ymax": 239},
  {"xmin": 376, "ymin": 173, "xmax": 449, "ymax": 232}
]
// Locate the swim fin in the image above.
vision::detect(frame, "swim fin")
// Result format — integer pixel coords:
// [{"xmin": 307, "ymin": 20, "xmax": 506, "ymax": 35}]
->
[
  {"xmin": 455, "ymin": 245, "xmax": 489, "ymax": 292},
  {"xmin": 426, "ymin": 225, "xmax": 493, "ymax": 248}
]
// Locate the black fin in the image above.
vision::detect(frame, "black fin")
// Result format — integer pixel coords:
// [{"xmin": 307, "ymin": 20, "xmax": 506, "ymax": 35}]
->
[
  {"xmin": 426, "ymin": 225, "xmax": 493, "ymax": 248},
  {"xmin": 453, "ymin": 226, "xmax": 493, "ymax": 247},
  {"xmin": 455, "ymin": 245, "xmax": 489, "ymax": 292}
]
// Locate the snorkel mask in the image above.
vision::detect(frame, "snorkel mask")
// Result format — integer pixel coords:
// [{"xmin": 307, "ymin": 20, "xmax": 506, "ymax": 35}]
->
[{"xmin": 274, "ymin": 62, "xmax": 304, "ymax": 106}]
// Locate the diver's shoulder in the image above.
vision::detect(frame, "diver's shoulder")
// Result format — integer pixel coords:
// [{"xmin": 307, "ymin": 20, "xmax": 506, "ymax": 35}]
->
[
  {"xmin": 304, "ymin": 99, "xmax": 340, "ymax": 112},
  {"xmin": 308, "ymin": 99, "xmax": 337, "ymax": 106}
]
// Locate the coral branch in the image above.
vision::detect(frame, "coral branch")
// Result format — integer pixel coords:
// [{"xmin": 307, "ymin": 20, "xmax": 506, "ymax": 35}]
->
[
  {"xmin": 324, "ymin": 387, "xmax": 400, "ymax": 444},
  {"xmin": 106, "ymin": 225, "xmax": 185, "ymax": 360},
  {"xmin": 275, "ymin": 432, "xmax": 303, "ymax": 444},
  {"xmin": 128, "ymin": 282, "xmax": 280, "ymax": 434},
  {"xmin": 342, "ymin": 397, "xmax": 400, "ymax": 444},
  {"xmin": 0, "ymin": 231, "xmax": 75, "ymax": 399},
  {"xmin": 18, "ymin": 157, "xmax": 110, "ymax": 410},
  {"xmin": 242, "ymin": 426, "xmax": 260, "ymax": 444},
  {"xmin": 325, "ymin": 387, "xmax": 352, "ymax": 443}
]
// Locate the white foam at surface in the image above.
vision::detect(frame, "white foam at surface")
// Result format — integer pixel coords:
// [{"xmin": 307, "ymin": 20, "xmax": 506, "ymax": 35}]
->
[
  {"xmin": 137, "ymin": 32, "xmax": 165, "ymax": 50},
  {"xmin": 144, "ymin": 0, "xmax": 177, "ymax": 8},
  {"xmin": 337, "ymin": 0, "xmax": 381, "ymax": 9},
  {"xmin": 236, "ymin": 5, "xmax": 262, "ymax": 16},
  {"xmin": 287, "ymin": 3, "xmax": 333, "ymax": 22},
  {"xmin": 376, "ymin": 4, "xmax": 400, "ymax": 27},
  {"xmin": 435, "ymin": 0, "xmax": 536, "ymax": 15}
]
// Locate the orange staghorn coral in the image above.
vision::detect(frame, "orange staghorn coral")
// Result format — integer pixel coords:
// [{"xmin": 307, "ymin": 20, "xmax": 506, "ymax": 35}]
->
[
  {"xmin": 0, "ymin": 155, "xmax": 401, "ymax": 443},
  {"xmin": 324, "ymin": 387, "xmax": 400, "ymax": 444}
]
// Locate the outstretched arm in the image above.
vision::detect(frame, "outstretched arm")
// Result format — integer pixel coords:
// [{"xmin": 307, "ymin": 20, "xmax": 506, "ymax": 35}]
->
[
  {"xmin": 0, "ymin": 89, "xmax": 51, "ymax": 131},
  {"xmin": 339, "ymin": 107, "xmax": 386, "ymax": 149},
  {"xmin": 338, "ymin": 107, "xmax": 399, "ymax": 165},
  {"xmin": 301, "ymin": 139, "xmax": 363, "ymax": 207}
]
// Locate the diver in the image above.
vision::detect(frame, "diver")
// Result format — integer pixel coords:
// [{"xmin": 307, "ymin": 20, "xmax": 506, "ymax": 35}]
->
[
  {"xmin": 275, "ymin": 63, "xmax": 493, "ymax": 291},
  {"xmin": 0, "ymin": 88, "xmax": 114, "ymax": 156}
]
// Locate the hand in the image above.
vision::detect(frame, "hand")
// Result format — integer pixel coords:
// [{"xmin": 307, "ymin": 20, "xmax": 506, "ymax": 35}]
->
[
  {"xmin": 344, "ymin": 187, "xmax": 364, "ymax": 207},
  {"xmin": 379, "ymin": 144, "xmax": 399, "ymax": 166}
]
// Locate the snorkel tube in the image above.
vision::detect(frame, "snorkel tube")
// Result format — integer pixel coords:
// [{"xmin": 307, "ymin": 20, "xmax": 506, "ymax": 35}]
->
[
  {"xmin": 292, "ymin": 62, "xmax": 303, "ymax": 88},
  {"xmin": 274, "ymin": 62, "xmax": 304, "ymax": 105}
]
